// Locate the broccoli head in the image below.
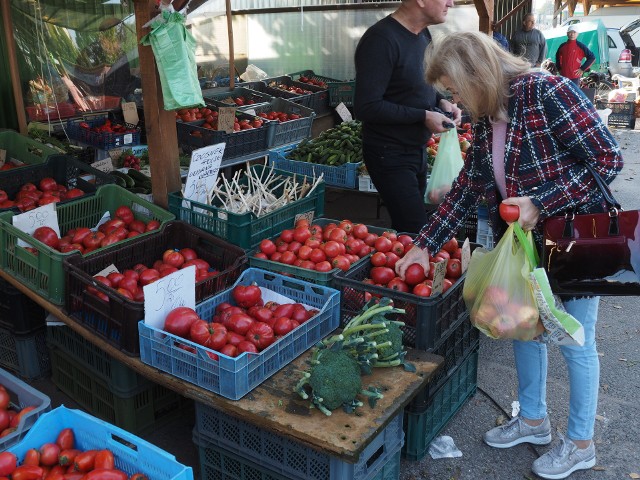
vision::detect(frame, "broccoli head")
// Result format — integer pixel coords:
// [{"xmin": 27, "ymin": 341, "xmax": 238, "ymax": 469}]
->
[
  {"xmin": 374, "ymin": 321, "xmax": 404, "ymax": 361},
  {"xmin": 308, "ymin": 349, "xmax": 362, "ymax": 411}
]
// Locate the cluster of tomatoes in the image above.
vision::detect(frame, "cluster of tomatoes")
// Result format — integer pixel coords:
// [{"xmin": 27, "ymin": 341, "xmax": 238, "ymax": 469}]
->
[
  {"xmin": 255, "ymin": 218, "xmax": 394, "ymax": 273},
  {"xmin": 425, "ymin": 122, "xmax": 473, "ymax": 160},
  {"xmin": 0, "ymin": 178, "xmax": 85, "ymax": 212},
  {"xmin": 364, "ymin": 236, "xmax": 463, "ymax": 298},
  {"xmin": 0, "ymin": 384, "xmax": 36, "ymax": 439},
  {"xmin": 86, "ymin": 248, "xmax": 217, "ymax": 303},
  {"xmin": 120, "ymin": 154, "xmax": 141, "ymax": 171},
  {"xmin": 297, "ymin": 76, "xmax": 328, "ymax": 88},
  {"xmin": 163, "ymin": 285, "xmax": 318, "ymax": 359},
  {"xmin": 0, "ymin": 161, "xmax": 22, "ymax": 171},
  {"xmin": 174, "ymin": 106, "xmax": 215, "ymax": 123},
  {"xmin": 0, "ymin": 427, "xmax": 149, "ymax": 480},
  {"xmin": 227, "ymin": 95, "xmax": 257, "ymax": 107},
  {"xmin": 269, "ymin": 82, "xmax": 314, "ymax": 96},
  {"xmin": 28, "ymin": 206, "xmax": 160, "ymax": 256},
  {"xmin": 78, "ymin": 119, "xmax": 136, "ymax": 135},
  {"xmin": 256, "ymin": 111, "xmax": 302, "ymax": 123}
]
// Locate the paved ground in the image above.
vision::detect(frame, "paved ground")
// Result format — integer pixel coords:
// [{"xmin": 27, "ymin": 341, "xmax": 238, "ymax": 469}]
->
[{"xmin": 31, "ymin": 126, "xmax": 640, "ymax": 480}]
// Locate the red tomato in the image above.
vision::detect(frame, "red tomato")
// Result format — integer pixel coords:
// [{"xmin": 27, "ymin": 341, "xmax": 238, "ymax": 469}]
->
[
  {"xmin": 370, "ymin": 267, "xmax": 395, "ymax": 286},
  {"xmin": 138, "ymin": 268, "xmax": 160, "ymax": 286},
  {"xmin": 128, "ymin": 220, "xmax": 146, "ymax": 234},
  {"xmin": 291, "ymin": 304, "xmax": 311, "ymax": 323},
  {"xmin": 82, "ymin": 231, "xmax": 105, "ymax": 250},
  {"xmin": 387, "ymin": 277, "xmax": 409, "ymax": 293},
  {"xmin": 10, "ymin": 406, "xmax": 35, "ymax": 428},
  {"xmin": 272, "ymin": 303, "xmax": 294, "ymax": 318},
  {"xmin": 442, "ymin": 237, "xmax": 459, "ymax": 254},
  {"xmin": 220, "ymin": 344, "xmax": 238, "ymax": 357},
  {"xmin": 33, "ymin": 226, "xmax": 59, "ymax": 249},
  {"xmin": 237, "ymin": 340, "xmax": 259, "ymax": 354},
  {"xmin": 246, "ymin": 322, "xmax": 275, "ymax": 350},
  {"xmin": 227, "ymin": 313, "xmax": 254, "ymax": 335},
  {"xmin": 93, "ymin": 450, "xmax": 114, "ymax": 470},
  {"xmin": 0, "ymin": 410, "xmax": 9, "ymax": 431},
  {"xmin": 82, "ymin": 469, "xmax": 127, "ymax": 480},
  {"xmin": 39, "ymin": 178, "xmax": 57, "ymax": 192},
  {"xmin": 374, "ymin": 236, "xmax": 392, "ymax": 253},
  {"xmin": 309, "ymin": 248, "xmax": 326, "ymax": 264},
  {"xmin": 106, "ymin": 272, "xmax": 124, "ymax": 288},
  {"xmin": 58, "ymin": 450, "xmax": 81, "ymax": 466},
  {"xmin": 225, "ymin": 331, "xmax": 245, "ymax": 347},
  {"xmin": 413, "ymin": 282, "xmax": 432, "ymax": 297},
  {"xmin": 73, "ymin": 450, "xmax": 98, "ymax": 472},
  {"xmin": 231, "ymin": 285, "xmax": 262, "ymax": 308},
  {"xmin": 446, "ymin": 258, "xmax": 462, "ymax": 279},
  {"xmin": 328, "ymin": 228, "xmax": 348, "ymax": 244},
  {"xmin": 23, "ymin": 449, "xmax": 40, "ymax": 467},
  {"xmin": 65, "ymin": 188, "xmax": 84, "ymax": 199},
  {"xmin": 0, "ymin": 390, "xmax": 8, "ymax": 410},
  {"xmin": 179, "ymin": 248, "xmax": 198, "ymax": 262},
  {"xmin": 370, "ymin": 251, "xmax": 387, "ymax": 267},
  {"xmin": 191, "ymin": 321, "xmax": 228, "ymax": 350},
  {"xmin": 164, "ymin": 307, "xmax": 200, "ymax": 337},
  {"xmin": 315, "ymin": 261, "xmax": 332, "ymax": 272},
  {"xmin": 259, "ymin": 239, "xmax": 276, "ymax": 256},
  {"xmin": 279, "ymin": 229, "xmax": 294, "ymax": 243},
  {"xmin": 404, "ymin": 263, "xmax": 427, "ymax": 286},
  {"xmin": 384, "ymin": 252, "xmax": 400, "ymax": 269},
  {"xmin": 39, "ymin": 443, "xmax": 61, "ymax": 466},
  {"xmin": 163, "ymin": 250, "xmax": 185, "ymax": 268},
  {"xmin": 114, "ymin": 206, "xmax": 134, "ymax": 225},
  {"xmin": 273, "ymin": 317, "xmax": 295, "ymax": 336},
  {"xmin": 331, "ymin": 255, "xmax": 351, "ymax": 272},
  {"xmin": 145, "ymin": 220, "xmax": 161, "ymax": 232},
  {"xmin": 250, "ymin": 307, "xmax": 273, "ymax": 324},
  {"xmin": 293, "ymin": 226, "xmax": 311, "ymax": 244},
  {"xmin": 9, "ymin": 465, "xmax": 43, "ymax": 480},
  {"xmin": 499, "ymin": 203, "xmax": 520, "ymax": 222}
]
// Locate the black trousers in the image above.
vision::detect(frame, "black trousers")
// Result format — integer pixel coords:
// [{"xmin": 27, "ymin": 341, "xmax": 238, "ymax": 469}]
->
[{"xmin": 363, "ymin": 143, "xmax": 429, "ymax": 234}]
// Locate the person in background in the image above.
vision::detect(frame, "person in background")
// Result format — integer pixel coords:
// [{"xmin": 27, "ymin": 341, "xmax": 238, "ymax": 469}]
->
[
  {"xmin": 510, "ymin": 13, "xmax": 547, "ymax": 67},
  {"xmin": 556, "ymin": 25, "xmax": 596, "ymax": 86},
  {"xmin": 354, "ymin": 0, "xmax": 461, "ymax": 234},
  {"xmin": 395, "ymin": 31, "xmax": 623, "ymax": 480}
]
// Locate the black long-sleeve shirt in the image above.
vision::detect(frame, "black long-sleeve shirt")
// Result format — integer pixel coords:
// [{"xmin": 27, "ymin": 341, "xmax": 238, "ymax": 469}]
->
[{"xmin": 354, "ymin": 15, "xmax": 443, "ymax": 148}]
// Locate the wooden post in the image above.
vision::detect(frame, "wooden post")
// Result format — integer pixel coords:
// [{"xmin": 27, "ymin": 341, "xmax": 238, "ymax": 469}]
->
[
  {"xmin": 2, "ymin": 1, "xmax": 27, "ymax": 134},
  {"xmin": 133, "ymin": 0, "xmax": 181, "ymax": 208},
  {"xmin": 226, "ymin": 0, "xmax": 235, "ymax": 89},
  {"xmin": 474, "ymin": 0, "xmax": 494, "ymax": 34}
]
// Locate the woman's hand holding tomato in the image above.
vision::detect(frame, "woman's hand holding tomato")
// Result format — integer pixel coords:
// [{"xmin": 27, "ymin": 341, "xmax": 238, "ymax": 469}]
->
[
  {"xmin": 500, "ymin": 197, "xmax": 540, "ymax": 232},
  {"xmin": 394, "ymin": 244, "xmax": 430, "ymax": 282}
]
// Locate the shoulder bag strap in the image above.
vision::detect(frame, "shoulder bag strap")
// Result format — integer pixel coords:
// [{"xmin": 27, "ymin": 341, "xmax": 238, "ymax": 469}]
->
[{"xmin": 583, "ymin": 162, "xmax": 621, "ymax": 211}]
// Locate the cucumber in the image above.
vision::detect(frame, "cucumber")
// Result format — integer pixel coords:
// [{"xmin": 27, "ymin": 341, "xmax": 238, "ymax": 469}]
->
[
  {"xmin": 127, "ymin": 169, "xmax": 151, "ymax": 184},
  {"xmin": 110, "ymin": 171, "xmax": 135, "ymax": 188},
  {"xmin": 109, "ymin": 174, "xmax": 127, "ymax": 188}
]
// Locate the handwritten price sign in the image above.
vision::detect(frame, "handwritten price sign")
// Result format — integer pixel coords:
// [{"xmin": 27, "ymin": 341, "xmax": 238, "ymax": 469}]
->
[
  {"xmin": 184, "ymin": 142, "xmax": 224, "ymax": 205},
  {"xmin": 13, "ymin": 203, "xmax": 61, "ymax": 248},
  {"xmin": 143, "ymin": 265, "xmax": 196, "ymax": 329}
]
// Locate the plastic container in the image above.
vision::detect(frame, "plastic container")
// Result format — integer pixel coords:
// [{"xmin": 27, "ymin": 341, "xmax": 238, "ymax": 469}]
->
[
  {"xmin": 67, "ymin": 116, "xmax": 141, "ymax": 150},
  {"xmin": 333, "ymin": 245, "xmax": 479, "ymax": 350},
  {"xmin": 0, "ymin": 368, "xmax": 52, "ymax": 451},
  {"xmin": 139, "ymin": 268, "xmax": 340, "ymax": 400},
  {"xmin": 25, "ymin": 102, "xmax": 77, "ymax": 122},
  {"xmin": 0, "ymin": 130, "xmax": 59, "ymax": 167},
  {"xmin": 0, "ymin": 184, "xmax": 174, "ymax": 304},
  {"xmin": 0, "ymin": 278, "xmax": 47, "ymax": 335},
  {"xmin": 251, "ymin": 98, "xmax": 315, "ymax": 148},
  {"xmin": 0, "ymin": 154, "xmax": 115, "ymax": 212},
  {"xmin": 328, "ymin": 80, "xmax": 356, "ymax": 107},
  {"xmin": 595, "ymin": 100, "xmax": 635, "ymax": 128},
  {"xmin": 268, "ymin": 143, "xmax": 361, "ymax": 189},
  {"xmin": 175, "ymin": 110, "xmax": 270, "ymax": 159},
  {"xmin": 203, "ymin": 86, "xmax": 274, "ymax": 111},
  {"xmin": 402, "ymin": 348, "xmax": 479, "ymax": 461},
  {"xmin": 264, "ymin": 76, "xmax": 330, "ymax": 115},
  {"xmin": 248, "ymin": 219, "xmax": 392, "ymax": 287},
  {"xmin": 167, "ymin": 164, "xmax": 325, "ymax": 250},
  {"xmin": 7, "ymin": 406, "xmax": 194, "ymax": 480},
  {"xmin": 194, "ymin": 402, "xmax": 404, "ymax": 480},
  {"xmin": 64, "ymin": 220, "xmax": 246, "ymax": 356},
  {"xmin": 287, "ymin": 69, "xmax": 341, "ymax": 88},
  {"xmin": 0, "ymin": 326, "xmax": 50, "ymax": 380},
  {"xmin": 49, "ymin": 346, "xmax": 192, "ymax": 434},
  {"xmin": 358, "ymin": 175, "xmax": 377, "ymax": 192}
]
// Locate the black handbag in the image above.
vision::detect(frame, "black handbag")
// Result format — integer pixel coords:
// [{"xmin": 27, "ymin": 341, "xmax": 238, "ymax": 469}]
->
[{"xmin": 542, "ymin": 163, "xmax": 640, "ymax": 296}]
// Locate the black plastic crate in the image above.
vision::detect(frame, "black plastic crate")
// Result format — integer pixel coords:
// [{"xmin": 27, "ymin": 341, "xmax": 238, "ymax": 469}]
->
[
  {"xmin": 595, "ymin": 100, "xmax": 636, "ymax": 129},
  {"xmin": 203, "ymin": 87, "xmax": 274, "ymax": 111},
  {"xmin": 0, "ymin": 326, "xmax": 51, "ymax": 380},
  {"xmin": 264, "ymin": 76, "xmax": 330, "ymax": 116},
  {"xmin": 67, "ymin": 117, "xmax": 141, "ymax": 150},
  {"xmin": 0, "ymin": 278, "xmax": 46, "ymax": 335}
]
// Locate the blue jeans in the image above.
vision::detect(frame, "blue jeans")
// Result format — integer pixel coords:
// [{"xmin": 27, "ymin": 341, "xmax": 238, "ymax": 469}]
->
[{"xmin": 513, "ymin": 297, "xmax": 600, "ymax": 441}]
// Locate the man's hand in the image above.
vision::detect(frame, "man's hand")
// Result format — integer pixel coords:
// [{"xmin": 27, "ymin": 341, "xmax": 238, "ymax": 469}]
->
[
  {"xmin": 574, "ymin": 68, "xmax": 584, "ymax": 77},
  {"xmin": 425, "ymin": 110, "xmax": 455, "ymax": 133},
  {"xmin": 438, "ymin": 99, "xmax": 462, "ymax": 125},
  {"xmin": 395, "ymin": 245, "xmax": 430, "ymax": 281}
]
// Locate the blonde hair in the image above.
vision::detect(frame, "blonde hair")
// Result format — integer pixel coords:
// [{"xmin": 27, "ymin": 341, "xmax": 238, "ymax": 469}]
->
[{"xmin": 424, "ymin": 31, "xmax": 531, "ymax": 122}]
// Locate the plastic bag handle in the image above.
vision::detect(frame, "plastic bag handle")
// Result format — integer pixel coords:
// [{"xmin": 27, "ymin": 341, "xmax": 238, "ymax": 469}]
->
[{"xmin": 512, "ymin": 222, "xmax": 540, "ymax": 268}]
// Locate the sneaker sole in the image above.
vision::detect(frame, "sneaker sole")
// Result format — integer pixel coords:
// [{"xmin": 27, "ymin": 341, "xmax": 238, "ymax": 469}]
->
[
  {"xmin": 533, "ymin": 456, "xmax": 596, "ymax": 480},
  {"xmin": 484, "ymin": 432, "xmax": 552, "ymax": 449}
]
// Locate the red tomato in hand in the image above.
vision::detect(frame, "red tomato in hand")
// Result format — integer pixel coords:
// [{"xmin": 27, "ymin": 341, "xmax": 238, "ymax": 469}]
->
[{"xmin": 499, "ymin": 203, "xmax": 520, "ymax": 222}]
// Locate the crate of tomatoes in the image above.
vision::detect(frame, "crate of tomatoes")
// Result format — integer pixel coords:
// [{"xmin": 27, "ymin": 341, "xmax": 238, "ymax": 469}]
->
[
  {"xmin": 249, "ymin": 218, "xmax": 394, "ymax": 287},
  {"xmin": 0, "ymin": 368, "xmax": 51, "ymax": 451},
  {"xmin": 251, "ymin": 97, "xmax": 315, "ymax": 148},
  {"xmin": 0, "ymin": 155, "xmax": 114, "ymax": 213},
  {"xmin": 175, "ymin": 106, "xmax": 270, "ymax": 159},
  {"xmin": 0, "ymin": 184, "xmax": 174, "ymax": 305},
  {"xmin": 203, "ymin": 86, "xmax": 274, "ymax": 111},
  {"xmin": 138, "ymin": 268, "xmax": 340, "ymax": 400},
  {"xmin": 334, "ymin": 234, "xmax": 479, "ymax": 350},
  {"xmin": 67, "ymin": 116, "xmax": 141, "ymax": 150},
  {"xmin": 263, "ymin": 76, "xmax": 330, "ymax": 116},
  {"xmin": 64, "ymin": 220, "xmax": 247, "ymax": 356},
  {"xmin": 3, "ymin": 406, "xmax": 193, "ymax": 480}
]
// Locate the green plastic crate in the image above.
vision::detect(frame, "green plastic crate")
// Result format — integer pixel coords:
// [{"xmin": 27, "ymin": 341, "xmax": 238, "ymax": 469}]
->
[
  {"xmin": 0, "ymin": 184, "xmax": 174, "ymax": 304},
  {"xmin": 50, "ymin": 345, "xmax": 192, "ymax": 435},
  {"xmin": 402, "ymin": 347, "xmax": 479, "ymax": 461},
  {"xmin": 0, "ymin": 130, "xmax": 59, "ymax": 167},
  {"xmin": 167, "ymin": 164, "xmax": 324, "ymax": 250}
]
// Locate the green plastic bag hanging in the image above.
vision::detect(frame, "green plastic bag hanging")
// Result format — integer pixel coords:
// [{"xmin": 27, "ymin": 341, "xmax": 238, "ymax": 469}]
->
[
  {"xmin": 140, "ymin": 11, "xmax": 204, "ymax": 111},
  {"xmin": 425, "ymin": 128, "xmax": 464, "ymax": 204}
]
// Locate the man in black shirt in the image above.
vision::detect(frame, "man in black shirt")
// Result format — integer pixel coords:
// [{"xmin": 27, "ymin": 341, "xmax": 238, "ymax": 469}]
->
[{"xmin": 354, "ymin": 0, "xmax": 461, "ymax": 233}]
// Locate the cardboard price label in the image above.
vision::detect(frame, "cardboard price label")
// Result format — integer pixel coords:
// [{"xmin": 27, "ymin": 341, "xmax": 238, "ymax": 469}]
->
[
  {"xmin": 122, "ymin": 101, "xmax": 139, "ymax": 126},
  {"xmin": 461, "ymin": 238, "xmax": 471, "ymax": 273},
  {"xmin": 335, "ymin": 102, "xmax": 353, "ymax": 122},
  {"xmin": 218, "ymin": 106, "xmax": 237, "ymax": 133},
  {"xmin": 143, "ymin": 266, "xmax": 196, "ymax": 329},
  {"xmin": 431, "ymin": 260, "xmax": 448, "ymax": 296},
  {"xmin": 91, "ymin": 158, "xmax": 114, "ymax": 173},
  {"xmin": 13, "ymin": 203, "xmax": 61, "ymax": 248},
  {"xmin": 294, "ymin": 211, "xmax": 315, "ymax": 226}
]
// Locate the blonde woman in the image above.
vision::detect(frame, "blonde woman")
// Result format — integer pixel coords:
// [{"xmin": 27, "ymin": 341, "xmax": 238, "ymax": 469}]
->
[{"xmin": 395, "ymin": 31, "xmax": 623, "ymax": 480}]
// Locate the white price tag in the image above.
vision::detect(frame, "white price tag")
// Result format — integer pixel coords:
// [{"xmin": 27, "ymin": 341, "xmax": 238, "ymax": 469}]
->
[
  {"xmin": 123, "ymin": 133, "xmax": 133, "ymax": 145},
  {"xmin": 122, "ymin": 102, "xmax": 139, "ymax": 125},
  {"xmin": 335, "ymin": 102, "xmax": 353, "ymax": 122},
  {"xmin": 184, "ymin": 143, "xmax": 224, "ymax": 205},
  {"xmin": 95, "ymin": 264, "xmax": 120, "ymax": 277},
  {"xmin": 431, "ymin": 260, "xmax": 448, "ymax": 296},
  {"xmin": 244, "ymin": 108, "xmax": 257, "ymax": 116},
  {"xmin": 461, "ymin": 238, "xmax": 471, "ymax": 273},
  {"xmin": 13, "ymin": 203, "xmax": 61, "ymax": 248},
  {"xmin": 143, "ymin": 266, "xmax": 196, "ymax": 329},
  {"xmin": 93, "ymin": 211, "xmax": 112, "ymax": 232},
  {"xmin": 91, "ymin": 158, "xmax": 114, "ymax": 173}
]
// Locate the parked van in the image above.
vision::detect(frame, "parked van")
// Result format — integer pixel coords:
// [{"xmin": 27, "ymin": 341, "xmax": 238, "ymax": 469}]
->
[{"xmin": 562, "ymin": 6, "xmax": 640, "ymax": 31}]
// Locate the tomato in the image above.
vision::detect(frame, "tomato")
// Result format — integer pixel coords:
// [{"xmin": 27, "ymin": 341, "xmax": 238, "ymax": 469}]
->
[
  {"xmin": 82, "ymin": 469, "xmax": 127, "ymax": 480},
  {"xmin": 227, "ymin": 313, "xmax": 254, "ymax": 335},
  {"xmin": 370, "ymin": 252, "xmax": 387, "ymax": 267},
  {"xmin": 404, "ymin": 263, "xmax": 427, "ymax": 286},
  {"xmin": 65, "ymin": 189, "xmax": 84, "ymax": 199},
  {"xmin": 292, "ymin": 226, "xmax": 311, "ymax": 244},
  {"xmin": 315, "ymin": 261, "xmax": 332, "ymax": 272},
  {"xmin": 309, "ymin": 248, "xmax": 326, "ymax": 264},
  {"xmin": 291, "ymin": 304, "xmax": 311, "ymax": 323},
  {"xmin": 412, "ymin": 282, "xmax": 432, "ymax": 297},
  {"xmin": 23, "ymin": 449, "xmax": 40, "ymax": 466},
  {"xmin": 82, "ymin": 231, "xmax": 105, "ymax": 250},
  {"xmin": 250, "ymin": 307, "xmax": 273, "ymax": 324},
  {"xmin": 128, "ymin": 220, "xmax": 146, "ymax": 234},
  {"xmin": 272, "ymin": 303, "xmax": 294, "ymax": 318},
  {"xmin": 338, "ymin": 220, "xmax": 354, "ymax": 235},
  {"xmin": 280, "ymin": 251, "xmax": 296, "ymax": 265},
  {"xmin": 58, "ymin": 450, "xmax": 81, "ymax": 466},
  {"xmin": 259, "ymin": 239, "xmax": 276, "ymax": 256},
  {"xmin": 129, "ymin": 474, "xmax": 149, "ymax": 480},
  {"xmin": 370, "ymin": 267, "xmax": 395, "ymax": 286},
  {"xmin": 145, "ymin": 220, "xmax": 161, "ymax": 232},
  {"xmin": 190, "ymin": 321, "xmax": 227, "ymax": 350},
  {"xmin": 11, "ymin": 466, "xmax": 44, "ymax": 480},
  {"xmin": 220, "ymin": 343, "xmax": 238, "ymax": 357},
  {"xmin": 47, "ymin": 465, "xmax": 66, "ymax": 479},
  {"xmin": 499, "ymin": 203, "xmax": 520, "ymax": 222},
  {"xmin": 10, "ymin": 406, "xmax": 35, "ymax": 428},
  {"xmin": 328, "ymin": 228, "xmax": 348, "ymax": 244},
  {"xmin": 446, "ymin": 258, "xmax": 462, "ymax": 279},
  {"xmin": 138, "ymin": 268, "xmax": 160, "ymax": 286},
  {"xmin": 73, "ymin": 450, "xmax": 98, "ymax": 472},
  {"xmin": 442, "ymin": 237, "xmax": 459, "ymax": 254},
  {"xmin": 33, "ymin": 226, "xmax": 59, "ymax": 249},
  {"xmin": 374, "ymin": 236, "xmax": 392, "ymax": 253},
  {"xmin": 93, "ymin": 450, "xmax": 114, "ymax": 470},
  {"xmin": 236, "ymin": 340, "xmax": 259, "ymax": 354},
  {"xmin": 225, "ymin": 331, "xmax": 245, "ymax": 347},
  {"xmin": 164, "ymin": 307, "xmax": 200, "ymax": 337},
  {"xmin": 442, "ymin": 278, "xmax": 454, "ymax": 293},
  {"xmin": 384, "ymin": 252, "xmax": 400, "ymax": 269},
  {"xmin": 70, "ymin": 227, "xmax": 91, "ymax": 245},
  {"xmin": 231, "ymin": 285, "xmax": 262, "ymax": 309},
  {"xmin": 331, "ymin": 255, "xmax": 351, "ymax": 272},
  {"xmin": 246, "ymin": 322, "xmax": 275, "ymax": 350},
  {"xmin": 0, "ymin": 389, "xmax": 8, "ymax": 409},
  {"xmin": 0, "ymin": 427, "xmax": 15, "ymax": 438},
  {"xmin": 163, "ymin": 250, "xmax": 185, "ymax": 268},
  {"xmin": 39, "ymin": 443, "xmax": 60, "ymax": 466},
  {"xmin": 0, "ymin": 410, "xmax": 9, "ymax": 431},
  {"xmin": 273, "ymin": 317, "xmax": 295, "ymax": 336},
  {"xmin": 387, "ymin": 277, "xmax": 409, "ymax": 293},
  {"xmin": 114, "ymin": 206, "xmax": 134, "ymax": 225},
  {"xmin": 56, "ymin": 428, "xmax": 75, "ymax": 452}
]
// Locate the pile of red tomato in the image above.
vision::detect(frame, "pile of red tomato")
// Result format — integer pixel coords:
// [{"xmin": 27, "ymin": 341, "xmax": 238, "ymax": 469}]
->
[
  {"xmin": 0, "ymin": 384, "xmax": 36, "ymax": 439},
  {"xmin": 0, "ymin": 178, "xmax": 85, "ymax": 212},
  {"xmin": 163, "ymin": 284, "xmax": 318, "ymax": 359},
  {"xmin": 27, "ymin": 206, "xmax": 160, "ymax": 255},
  {"xmin": 256, "ymin": 111, "xmax": 302, "ymax": 122},
  {"xmin": 254, "ymin": 218, "xmax": 394, "ymax": 273},
  {"xmin": 269, "ymin": 82, "xmax": 314, "ymax": 96},
  {"xmin": 0, "ymin": 428, "xmax": 148, "ymax": 480},
  {"xmin": 364, "ymin": 235, "xmax": 463, "ymax": 298},
  {"xmin": 86, "ymin": 247, "xmax": 218, "ymax": 303},
  {"xmin": 78, "ymin": 119, "xmax": 136, "ymax": 135},
  {"xmin": 297, "ymin": 76, "xmax": 328, "ymax": 88},
  {"xmin": 426, "ymin": 122, "xmax": 473, "ymax": 160}
]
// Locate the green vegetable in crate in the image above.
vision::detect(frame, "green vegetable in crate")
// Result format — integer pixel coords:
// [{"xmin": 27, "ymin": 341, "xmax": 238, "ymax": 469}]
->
[{"xmin": 288, "ymin": 120, "xmax": 362, "ymax": 166}]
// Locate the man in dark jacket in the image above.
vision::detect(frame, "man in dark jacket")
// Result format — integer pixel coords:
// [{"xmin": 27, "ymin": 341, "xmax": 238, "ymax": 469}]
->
[{"xmin": 556, "ymin": 26, "xmax": 596, "ymax": 85}]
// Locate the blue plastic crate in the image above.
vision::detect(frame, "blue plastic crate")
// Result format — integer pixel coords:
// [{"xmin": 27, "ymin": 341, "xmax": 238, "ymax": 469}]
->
[
  {"xmin": 251, "ymin": 98, "xmax": 315, "ymax": 148},
  {"xmin": 7, "ymin": 406, "xmax": 193, "ymax": 480},
  {"xmin": 194, "ymin": 403, "xmax": 404, "ymax": 480},
  {"xmin": 139, "ymin": 268, "xmax": 340, "ymax": 400},
  {"xmin": 268, "ymin": 144, "xmax": 360, "ymax": 189},
  {"xmin": 0, "ymin": 368, "xmax": 51, "ymax": 451}
]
